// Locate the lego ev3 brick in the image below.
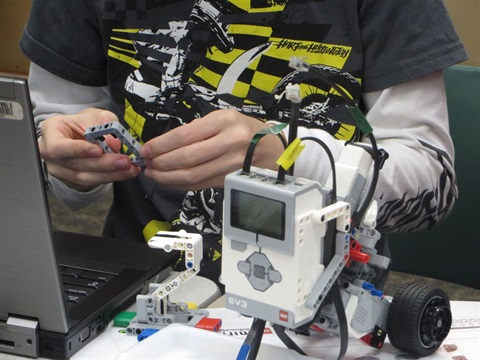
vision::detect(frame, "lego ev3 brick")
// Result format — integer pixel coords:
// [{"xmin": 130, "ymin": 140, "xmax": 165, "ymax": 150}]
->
[{"xmin": 84, "ymin": 122, "xmax": 145, "ymax": 166}]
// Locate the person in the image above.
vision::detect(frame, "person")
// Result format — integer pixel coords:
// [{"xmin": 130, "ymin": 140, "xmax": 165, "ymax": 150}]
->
[{"xmin": 20, "ymin": 0, "xmax": 467, "ymax": 289}]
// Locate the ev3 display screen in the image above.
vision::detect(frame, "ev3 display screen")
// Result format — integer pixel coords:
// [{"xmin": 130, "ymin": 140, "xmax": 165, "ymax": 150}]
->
[{"xmin": 230, "ymin": 189, "xmax": 286, "ymax": 240}]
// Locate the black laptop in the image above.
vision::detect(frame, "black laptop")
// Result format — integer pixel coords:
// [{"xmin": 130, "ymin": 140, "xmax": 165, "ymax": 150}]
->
[{"xmin": 0, "ymin": 77, "xmax": 176, "ymax": 359}]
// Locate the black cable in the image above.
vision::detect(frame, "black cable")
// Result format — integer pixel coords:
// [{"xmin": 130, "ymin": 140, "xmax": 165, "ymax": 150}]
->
[
  {"xmin": 306, "ymin": 66, "xmax": 357, "ymax": 108},
  {"xmin": 302, "ymin": 62, "xmax": 383, "ymax": 226},
  {"xmin": 331, "ymin": 281, "xmax": 349, "ymax": 360},
  {"xmin": 272, "ymin": 324, "xmax": 308, "ymax": 356},
  {"xmin": 287, "ymin": 101, "xmax": 300, "ymax": 175},
  {"xmin": 277, "ymin": 132, "xmax": 288, "ymax": 148},
  {"xmin": 271, "ymin": 282, "xmax": 348, "ymax": 360},
  {"xmin": 237, "ymin": 318, "xmax": 266, "ymax": 360},
  {"xmin": 297, "ymin": 136, "xmax": 337, "ymax": 204},
  {"xmin": 351, "ymin": 133, "xmax": 380, "ymax": 227}
]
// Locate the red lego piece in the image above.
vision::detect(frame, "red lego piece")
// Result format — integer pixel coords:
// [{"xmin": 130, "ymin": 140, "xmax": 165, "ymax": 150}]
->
[
  {"xmin": 348, "ymin": 239, "xmax": 370, "ymax": 265},
  {"xmin": 195, "ymin": 317, "xmax": 222, "ymax": 332}
]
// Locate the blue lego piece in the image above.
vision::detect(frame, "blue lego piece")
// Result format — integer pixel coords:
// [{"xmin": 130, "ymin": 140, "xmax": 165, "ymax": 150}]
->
[{"xmin": 137, "ymin": 328, "xmax": 159, "ymax": 342}]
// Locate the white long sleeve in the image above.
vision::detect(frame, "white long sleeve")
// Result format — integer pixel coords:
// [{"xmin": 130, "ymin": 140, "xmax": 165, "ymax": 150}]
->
[
  {"xmin": 364, "ymin": 71, "xmax": 456, "ymax": 232},
  {"xmin": 29, "ymin": 63, "xmax": 116, "ymax": 122},
  {"xmin": 29, "ymin": 63, "xmax": 114, "ymax": 210},
  {"xmin": 291, "ymin": 70, "xmax": 455, "ymax": 232}
]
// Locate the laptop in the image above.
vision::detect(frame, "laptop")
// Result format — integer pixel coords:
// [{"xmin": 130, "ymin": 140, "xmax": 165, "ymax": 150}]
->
[{"xmin": 0, "ymin": 77, "xmax": 177, "ymax": 359}]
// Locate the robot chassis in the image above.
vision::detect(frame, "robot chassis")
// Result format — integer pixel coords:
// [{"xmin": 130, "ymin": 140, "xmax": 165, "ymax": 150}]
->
[
  {"xmin": 220, "ymin": 78, "xmax": 452, "ymax": 357},
  {"xmin": 84, "ymin": 66, "xmax": 452, "ymax": 359},
  {"xmin": 222, "ymin": 151, "xmax": 451, "ymax": 359}
]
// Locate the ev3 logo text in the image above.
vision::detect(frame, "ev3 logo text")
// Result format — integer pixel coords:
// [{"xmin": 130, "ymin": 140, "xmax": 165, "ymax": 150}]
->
[{"xmin": 228, "ymin": 296, "xmax": 247, "ymax": 308}]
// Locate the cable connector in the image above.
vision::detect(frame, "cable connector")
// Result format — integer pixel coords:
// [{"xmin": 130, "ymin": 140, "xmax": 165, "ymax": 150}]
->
[{"xmin": 285, "ymin": 83, "xmax": 301, "ymax": 104}]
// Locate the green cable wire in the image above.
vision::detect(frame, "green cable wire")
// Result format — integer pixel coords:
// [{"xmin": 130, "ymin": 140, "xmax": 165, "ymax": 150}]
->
[{"xmin": 242, "ymin": 123, "xmax": 288, "ymax": 174}]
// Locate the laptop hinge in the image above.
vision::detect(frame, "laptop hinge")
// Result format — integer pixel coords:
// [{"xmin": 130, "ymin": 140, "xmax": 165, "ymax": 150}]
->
[{"xmin": 0, "ymin": 316, "xmax": 39, "ymax": 357}]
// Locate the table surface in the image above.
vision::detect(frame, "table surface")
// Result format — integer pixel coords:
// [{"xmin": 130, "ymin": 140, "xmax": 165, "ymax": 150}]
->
[{"xmin": 3, "ymin": 300, "xmax": 477, "ymax": 360}]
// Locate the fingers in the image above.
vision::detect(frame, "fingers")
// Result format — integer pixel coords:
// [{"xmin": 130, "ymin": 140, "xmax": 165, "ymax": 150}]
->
[
  {"xmin": 141, "ymin": 114, "xmax": 223, "ymax": 156},
  {"xmin": 39, "ymin": 139, "xmax": 133, "ymax": 173},
  {"xmin": 140, "ymin": 134, "xmax": 236, "ymax": 190},
  {"xmin": 144, "ymin": 133, "xmax": 230, "ymax": 171},
  {"xmin": 39, "ymin": 109, "xmax": 120, "ymax": 159},
  {"xmin": 140, "ymin": 110, "xmax": 249, "ymax": 169},
  {"xmin": 46, "ymin": 159, "xmax": 141, "ymax": 191},
  {"xmin": 40, "ymin": 136, "xmax": 141, "ymax": 191},
  {"xmin": 140, "ymin": 110, "xmax": 285, "ymax": 190},
  {"xmin": 38, "ymin": 108, "xmax": 141, "ymax": 191}
]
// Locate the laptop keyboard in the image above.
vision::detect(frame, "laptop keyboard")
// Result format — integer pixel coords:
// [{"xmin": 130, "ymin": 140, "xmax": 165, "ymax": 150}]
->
[{"xmin": 61, "ymin": 266, "xmax": 117, "ymax": 309}]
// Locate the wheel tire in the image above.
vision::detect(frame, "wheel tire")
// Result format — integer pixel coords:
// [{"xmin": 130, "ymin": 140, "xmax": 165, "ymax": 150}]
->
[{"xmin": 387, "ymin": 282, "xmax": 452, "ymax": 357}]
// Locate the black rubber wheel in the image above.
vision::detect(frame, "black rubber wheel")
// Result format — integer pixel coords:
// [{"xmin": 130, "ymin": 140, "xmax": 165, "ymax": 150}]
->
[{"xmin": 387, "ymin": 282, "xmax": 452, "ymax": 357}]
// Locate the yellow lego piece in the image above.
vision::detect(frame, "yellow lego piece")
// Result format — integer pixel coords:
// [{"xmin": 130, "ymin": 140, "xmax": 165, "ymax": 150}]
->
[{"xmin": 276, "ymin": 138, "xmax": 305, "ymax": 171}]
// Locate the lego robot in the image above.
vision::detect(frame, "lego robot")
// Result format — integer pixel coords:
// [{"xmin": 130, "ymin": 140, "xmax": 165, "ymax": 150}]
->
[
  {"xmin": 221, "ymin": 148, "xmax": 451, "ymax": 359},
  {"xmin": 221, "ymin": 58, "xmax": 452, "ymax": 359}
]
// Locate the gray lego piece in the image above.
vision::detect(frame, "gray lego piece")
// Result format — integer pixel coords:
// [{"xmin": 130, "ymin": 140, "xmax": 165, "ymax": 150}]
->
[
  {"xmin": 306, "ymin": 232, "xmax": 349, "ymax": 311},
  {"xmin": 237, "ymin": 251, "xmax": 282, "ymax": 292},
  {"xmin": 84, "ymin": 122, "xmax": 145, "ymax": 166},
  {"xmin": 127, "ymin": 298, "xmax": 209, "ymax": 335}
]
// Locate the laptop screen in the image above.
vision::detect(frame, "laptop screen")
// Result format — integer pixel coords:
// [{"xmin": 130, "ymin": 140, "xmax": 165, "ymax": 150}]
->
[{"xmin": 0, "ymin": 77, "xmax": 70, "ymax": 332}]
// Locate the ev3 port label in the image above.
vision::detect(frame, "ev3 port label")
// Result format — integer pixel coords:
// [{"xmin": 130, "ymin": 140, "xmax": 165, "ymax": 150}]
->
[{"xmin": 0, "ymin": 101, "xmax": 24, "ymax": 120}]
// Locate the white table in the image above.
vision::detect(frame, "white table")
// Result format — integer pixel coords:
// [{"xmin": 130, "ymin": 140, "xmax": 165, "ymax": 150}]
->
[
  {"xmin": 1, "ymin": 289, "xmax": 478, "ymax": 360},
  {"xmin": 72, "ymin": 301, "xmax": 480, "ymax": 359}
]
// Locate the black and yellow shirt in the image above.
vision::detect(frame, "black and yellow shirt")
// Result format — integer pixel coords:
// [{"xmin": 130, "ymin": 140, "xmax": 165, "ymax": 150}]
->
[{"xmin": 21, "ymin": 0, "xmax": 467, "ymax": 285}]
